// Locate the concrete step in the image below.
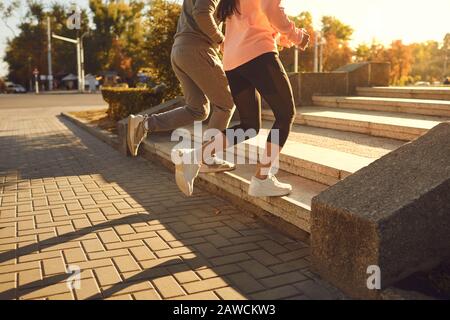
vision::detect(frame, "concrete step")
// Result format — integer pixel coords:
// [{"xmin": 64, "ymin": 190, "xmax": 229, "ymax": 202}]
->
[
  {"xmin": 239, "ymin": 132, "xmax": 374, "ymax": 186},
  {"xmin": 142, "ymin": 135, "xmax": 329, "ymax": 234},
  {"xmin": 178, "ymin": 123, "xmax": 377, "ymax": 186},
  {"xmin": 313, "ymin": 96, "xmax": 450, "ymax": 117},
  {"xmin": 262, "ymin": 107, "xmax": 447, "ymax": 141},
  {"xmin": 356, "ymin": 86, "xmax": 450, "ymax": 101}
]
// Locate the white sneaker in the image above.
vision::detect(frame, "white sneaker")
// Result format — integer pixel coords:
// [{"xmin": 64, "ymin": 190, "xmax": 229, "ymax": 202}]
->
[
  {"xmin": 173, "ymin": 149, "xmax": 201, "ymax": 197},
  {"xmin": 200, "ymin": 155, "xmax": 236, "ymax": 174},
  {"xmin": 248, "ymin": 175, "xmax": 292, "ymax": 197},
  {"xmin": 127, "ymin": 115, "xmax": 149, "ymax": 157}
]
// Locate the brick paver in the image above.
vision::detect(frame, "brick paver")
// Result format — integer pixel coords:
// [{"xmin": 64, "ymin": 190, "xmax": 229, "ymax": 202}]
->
[{"xmin": 0, "ymin": 104, "xmax": 343, "ymax": 300}]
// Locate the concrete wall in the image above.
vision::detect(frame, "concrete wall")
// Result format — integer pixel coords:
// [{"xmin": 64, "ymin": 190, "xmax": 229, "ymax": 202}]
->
[
  {"xmin": 369, "ymin": 62, "xmax": 391, "ymax": 87},
  {"xmin": 291, "ymin": 62, "xmax": 391, "ymax": 106},
  {"xmin": 296, "ymin": 72, "xmax": 349, "ymax": 106}
]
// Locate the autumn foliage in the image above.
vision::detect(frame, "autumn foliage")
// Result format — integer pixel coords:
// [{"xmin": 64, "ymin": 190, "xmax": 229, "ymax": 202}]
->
[{"xmin": 1, "ymin": 1, "xmax": 449, "ymax": 91}]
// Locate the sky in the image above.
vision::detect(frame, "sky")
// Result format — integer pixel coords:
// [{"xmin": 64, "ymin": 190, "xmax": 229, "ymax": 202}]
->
[{"xmin": 1, "ymin": 0, "xmax": 449, "ymax": 77}]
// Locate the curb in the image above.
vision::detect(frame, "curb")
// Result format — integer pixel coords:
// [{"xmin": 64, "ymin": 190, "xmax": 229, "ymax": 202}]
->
[{"xmin": 60, "ymin": 112, "xmax": 119, "ymax": 149}]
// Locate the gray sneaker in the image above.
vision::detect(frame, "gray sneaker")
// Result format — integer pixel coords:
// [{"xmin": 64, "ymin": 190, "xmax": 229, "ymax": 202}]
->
[
  {"xmin": 200, "ymin": 155, "xmax": 236, "ymax": 174},
  {"xmin": 127, "ymin": 115, "xmax": 149, "ymax": 157}
]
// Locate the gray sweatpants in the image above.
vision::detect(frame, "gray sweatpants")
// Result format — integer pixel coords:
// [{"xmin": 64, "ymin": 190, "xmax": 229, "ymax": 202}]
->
[{"xmin": 147, "ymin": 40, "xmax": 235, "ymax": 133}]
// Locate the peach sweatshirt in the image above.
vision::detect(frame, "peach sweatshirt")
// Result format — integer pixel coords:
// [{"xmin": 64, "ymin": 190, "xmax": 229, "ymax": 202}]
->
[{"xmin": 223, "ymin": 0, "xmax": 304, "ymax": 71}]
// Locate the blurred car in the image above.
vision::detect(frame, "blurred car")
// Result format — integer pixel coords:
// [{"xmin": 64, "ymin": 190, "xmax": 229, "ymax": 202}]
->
[{"xmin": 5, "ymin": 82, "xmax": 27, "ymax": 94}]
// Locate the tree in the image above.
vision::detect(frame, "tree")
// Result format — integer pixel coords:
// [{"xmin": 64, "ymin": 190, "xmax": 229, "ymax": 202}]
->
[
  {"xmin": 142, "ymin": 0, "xmax": 182, "ymax": 98},
  {"xmin": 321, "ymin": 16, "xmax": 353, "ymax": 71},
  {"xmin": 384, "ymin": 40, "xmax": 413, "ymax": 85},
  {"xmin": 4, "ymin": 0, "xmax": 150, "ymax": 88},
  {"xmin": 5, "ymin": 1, "xmax": 50, "ymax": 89},
  {"xmin": 280, "ymin": 15, "xmax": 354, "ymax": 73},
  {"xmin": 87, "ymin": 0, "xmax": 146, "ymax": 82},
  {"xmin": 409, "ymin": 41, "xmax": 444, "ymax": 83},
  {"xmin": 354, "ymin": 41, "xmax": 386, "ymax": 62},
  {"xmin": 322, "ymin": 34, "xmax": 353, "ymax": 71},
  {"xmin": 321, "ymin": 16, "xmax": 353, "ymax": 41},
  {"xmin": 4, "ymin": 1, "xmax": 90, "ymax": 89},
  {"xmin": 443, "ymin": 33, "xmax": 450, "ymax": 77}
]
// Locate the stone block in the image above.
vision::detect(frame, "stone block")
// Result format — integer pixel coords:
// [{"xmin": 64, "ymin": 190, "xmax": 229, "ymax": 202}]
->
[
  {"xmin": 335, "ymin": 62, "xmax": 391, "ymax": 94},
  {"xmin": 311, "ymin": 121, "xmax": 450, "ymax": 299},
  {"xmin": 297, "ymin": 72, "xmax": 349, "ymax": 106},
  {"xmin": 349, "ymin": 63, "xmax": 370, "ymax": 95},
  {"xmin": 369, "ymin": 62, "xmax": 391, "ymax": 87}
]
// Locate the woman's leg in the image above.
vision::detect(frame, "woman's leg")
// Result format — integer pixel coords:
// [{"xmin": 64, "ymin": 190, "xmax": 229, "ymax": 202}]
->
[
  {"xmin": 199, "ymin": 67, "xmax": 261, "ymax": 164},
  {"xmin": 225, "ymin": 68, "xmax": 262, "ymax": 145},
  {"xmin": 175, "ymin": 67, "xmax": 260, "ymax": 197},
  {"xmin": 238, "ymin": 53, "xmax": 296, "ymax": 179}
]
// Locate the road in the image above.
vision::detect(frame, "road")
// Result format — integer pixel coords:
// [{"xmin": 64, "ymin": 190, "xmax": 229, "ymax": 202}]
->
[{"xmin": 0, "ymin": 93, "xmax": 107, "ymax": 111}]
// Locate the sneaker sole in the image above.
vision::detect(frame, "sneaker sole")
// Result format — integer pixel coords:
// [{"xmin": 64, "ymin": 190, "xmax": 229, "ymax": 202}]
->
[
  {"xmin": 248, "ymin": 188, "xmax": 292, "ymax": 198},
  {"xmin": 175, "ymin": 164, "xmax": 193, "ymax": 197},
  {"xmin": 127, "ymin": 116, "xmax": 139, "ymax": 157},
  {"xmin": 199, "ymin": 165, "xmax": 236, "ymax": 174}
]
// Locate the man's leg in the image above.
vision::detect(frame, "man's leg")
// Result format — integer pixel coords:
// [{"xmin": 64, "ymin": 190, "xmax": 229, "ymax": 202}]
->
[
  {"xmin": 147, "ymin": 49, "xmax": 210, "ymax": 132},
  {"xmin": 172, "ymin": 46, "xmax": 236, "ymax": 173},
  {"xmin": 127, "ymin": 46, "xmax": 210, "ymax": 156},
  {"xmin": 176, "ymin": 47, "xmax": 235, "ymax": 132},
  {"xmin": 149, "ymin": 46, "xmax": 235, "ymax": 133}
]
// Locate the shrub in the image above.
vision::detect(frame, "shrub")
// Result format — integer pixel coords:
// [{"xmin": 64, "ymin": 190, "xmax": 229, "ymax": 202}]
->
[
  {"xmin": 101, "ymin": 85, "xmax": 166, "ymax": 121},
  {"xmin": 143, "ymin": 0, "xmax": 182, "ymax": 99}
]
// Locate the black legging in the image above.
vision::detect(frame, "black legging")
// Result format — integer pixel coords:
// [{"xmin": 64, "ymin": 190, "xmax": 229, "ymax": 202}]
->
[{"xmin": 224, "ymin": 52, "xmax": 296, "ymax": 148}]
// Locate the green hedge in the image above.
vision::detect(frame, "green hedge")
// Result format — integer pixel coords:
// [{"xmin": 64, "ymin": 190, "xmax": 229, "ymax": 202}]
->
[{"xmin": 101, "ymin": 85, "xmax": 166, "ymax": 121}]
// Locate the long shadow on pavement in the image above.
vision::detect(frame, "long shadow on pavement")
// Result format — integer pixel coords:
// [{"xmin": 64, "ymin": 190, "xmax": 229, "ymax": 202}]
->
[{"xmin": 0, "ymin": 115, "xmax": 309, "ymax": 300}]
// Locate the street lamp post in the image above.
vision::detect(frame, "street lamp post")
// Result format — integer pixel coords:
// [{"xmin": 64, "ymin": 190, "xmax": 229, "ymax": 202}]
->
[
  {"xmin": 47, "ymin": 17, "xmax": 53, "ymax": 91},
  {"xmin": 444, "ymin": 45, "xmax": 449, "ymax": 78},
  {"xmin": 294, "ymin": 46, "xmax": 299, "ymax": 73},
  {"xmin": 33, "ymin": 68, "xmax": 39, "ymax": 94},
  {"xmin": 52, "ymin": 32, "xmax": 89, "ymax": 92},
  {"xmin": 314, "ymin": 31, "xmax": 320, "ymax": 72},
  {"xmin": 319, "ymin": 35, "xmax": 326, "ymax": 73},
  {"xmin": 76, "ymin": 35, "xmax": 82, "ymax": 91},
  {"xmin": 80, "ymin": 32, "xmax": 89, "ymax": 91},
  {"xmin": 445, "ymin": 55, "xmax": 448, "ymax": 78}
]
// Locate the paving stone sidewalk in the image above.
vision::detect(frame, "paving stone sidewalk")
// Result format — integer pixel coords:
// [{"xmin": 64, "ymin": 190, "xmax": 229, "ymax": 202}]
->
[{"xmin": 0, "ymin": 107, "xmax": 343, "ymax": 300}]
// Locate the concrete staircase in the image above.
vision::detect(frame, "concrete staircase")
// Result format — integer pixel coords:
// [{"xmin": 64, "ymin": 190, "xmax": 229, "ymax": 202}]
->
[
  {"xmin": 356, "ymin": 86, "xmax": 450, "ymax": 101},
  {"xmin": 121, "ymin": 84, "xmax": 447, "ymax": 242},
  {"xmin": 138, "ymin": 86, "xmax": 449, "ymax": 238}
]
